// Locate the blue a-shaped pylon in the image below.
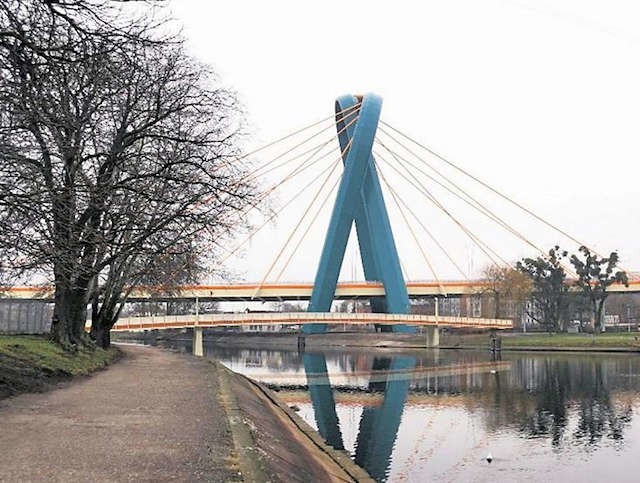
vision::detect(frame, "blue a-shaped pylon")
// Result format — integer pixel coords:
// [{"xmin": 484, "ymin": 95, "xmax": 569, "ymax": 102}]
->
[{"xmin": 304, "ymin": 93, "xmax": 414, "ymax": 333}]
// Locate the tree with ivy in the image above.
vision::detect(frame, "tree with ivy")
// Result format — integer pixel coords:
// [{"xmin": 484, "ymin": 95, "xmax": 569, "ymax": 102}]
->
[
  {"xmin": 569, "ymin": 247, "xmax": 628, "ymax": 333},
  {"xmin": 516, "ymin": 246, "xmax": 569, "ymax": 332}
]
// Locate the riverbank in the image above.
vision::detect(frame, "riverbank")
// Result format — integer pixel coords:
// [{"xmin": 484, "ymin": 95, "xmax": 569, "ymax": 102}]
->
[
  {"xmin": 444, "ymin": 331, "xmax": 640, "ymax": 352},
  {"xmin": 0, "ymin": 344, "xmax": 370, "ymax": 482},
  {"xmin": 119, "ymin": 330, "xmax": 640, "ymax": 353},
  {"xmin": 0, "ymin": 335, "xmax": 120, "ymax": 400}
]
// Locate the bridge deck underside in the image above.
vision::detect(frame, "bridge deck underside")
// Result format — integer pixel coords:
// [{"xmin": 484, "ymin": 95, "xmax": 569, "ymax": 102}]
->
[{"xmin": 7, "ymin": 279, "xmax": 640, "ymax": 302}]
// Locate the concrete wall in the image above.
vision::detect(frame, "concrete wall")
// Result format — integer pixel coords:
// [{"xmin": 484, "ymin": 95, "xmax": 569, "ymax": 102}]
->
[{"xmin": 0, "ymin": 301, "xmax": 52, "ymax": 334}]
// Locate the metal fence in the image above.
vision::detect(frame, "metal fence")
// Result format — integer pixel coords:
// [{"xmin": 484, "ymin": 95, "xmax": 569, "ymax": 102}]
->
[{"xmin": 0, "ymin": 300, "xmax": 53, "ymax": 334}]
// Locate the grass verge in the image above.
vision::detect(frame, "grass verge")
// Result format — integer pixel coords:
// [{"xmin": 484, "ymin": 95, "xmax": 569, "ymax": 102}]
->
[
  {"xmin": 442, "ymin": 331, "xmax": 640, "ymax": 350},
  {"xmin": 0, "ymin": 335, "xmax": 120, "ymax": 399},
  {"xmin": 503, "ymin": 332, "xmax": 640, "ymax": 349}
]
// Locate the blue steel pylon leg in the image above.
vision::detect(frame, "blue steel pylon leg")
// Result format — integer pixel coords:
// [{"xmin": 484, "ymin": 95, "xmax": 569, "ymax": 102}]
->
[
  {"xmin": 333, "ymin": 95, "xmax": 385, "ymax": 314},
  {"xmin": 304, "ymin": 93, "xmax": 413, "ymax": 333}
]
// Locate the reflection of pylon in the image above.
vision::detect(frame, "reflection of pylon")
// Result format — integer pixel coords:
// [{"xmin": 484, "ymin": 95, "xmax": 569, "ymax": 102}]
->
[{"xmin": 304, "ymin": 93, "xmax": 413, "ymax": 334}]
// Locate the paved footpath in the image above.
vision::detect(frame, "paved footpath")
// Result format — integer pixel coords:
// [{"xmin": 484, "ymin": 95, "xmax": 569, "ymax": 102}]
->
[
  {"xmin": 0, "ymin": 345, "xmax": 368, "ymax": 483},
  {"xmin": 0, "ymin": 345, "xmax": 238, "ymax": 482}
]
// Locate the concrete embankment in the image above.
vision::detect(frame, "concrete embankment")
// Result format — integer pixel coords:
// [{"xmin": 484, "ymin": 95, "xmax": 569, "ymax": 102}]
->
[
  {"xmin": 217, "ymin": 359, "xmax": 372, "ymax": 482},
  {"xmin": 0, "ymin": 344, "xmax": 370, "ymax": 482}
]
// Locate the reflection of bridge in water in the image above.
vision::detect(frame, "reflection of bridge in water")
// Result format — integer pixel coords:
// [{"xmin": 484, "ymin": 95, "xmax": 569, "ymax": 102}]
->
[
  {"xmin": 214, "ymin": 345, "xmax": 510, "ymax": 480},
  {"xmin": 300, "ymin": 354, "xmax": 510, "ymax": 480},
  {"xmin": 302, "ymin": 353, "xmax": 414, "ymax": 479},
  {"xmin": 191, "ymin": 340, "xmax": 640, "ymax": 480},
  {"xmin": 205, "ymin": 343, "xmax": 640, "ymax": 480},
  {"xmin": 228, "ymin": 359, "xmax": 511, "ymax": 387}
]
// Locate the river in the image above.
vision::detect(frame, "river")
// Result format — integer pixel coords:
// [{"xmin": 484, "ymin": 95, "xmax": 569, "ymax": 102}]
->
[{"xmin": 156, "ymin": 340, "xmax": 640, "ymax": 482}]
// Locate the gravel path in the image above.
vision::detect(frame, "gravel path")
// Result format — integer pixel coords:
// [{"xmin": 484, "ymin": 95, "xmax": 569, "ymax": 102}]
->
[{"xmin": 0, "ymin": 345, "xmax": 237, "ymax": 482}]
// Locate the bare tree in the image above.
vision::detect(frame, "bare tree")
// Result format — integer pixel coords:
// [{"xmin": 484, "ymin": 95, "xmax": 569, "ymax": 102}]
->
[
  {"xmin": 481, "ymin": 265, "xmax": 507, "ymax": 319},
  {"xmin": 481, "ymin": 265, "xmax": 532, "ymax": 321},
  {"xmin": 89, "ymin": 239, "xmax": 207, "ymax": 347},
  {"xmin": 0, "ymin": 1, "xmax": 255, "ymax": 349}
]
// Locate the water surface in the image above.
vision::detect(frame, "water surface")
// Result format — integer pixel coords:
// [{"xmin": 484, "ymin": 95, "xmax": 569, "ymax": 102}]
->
[{"xmin": 161, "ymin": 340, "xmax": 640, "ymax": 482}]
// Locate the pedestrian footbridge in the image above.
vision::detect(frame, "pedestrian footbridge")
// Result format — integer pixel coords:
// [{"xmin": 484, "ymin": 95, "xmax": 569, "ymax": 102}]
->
[
  {"xmin": 101, "ymin": 311, "xmax": 512, "ymax": 352},
  {"xmin": 105, "ymin": 311, "xmax": 512, "ymax": 332}
]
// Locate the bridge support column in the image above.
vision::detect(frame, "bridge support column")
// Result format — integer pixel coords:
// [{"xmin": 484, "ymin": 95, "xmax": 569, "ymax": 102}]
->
[
  {"xmin": 425, "ymin": 326, "xmax": 439, "ymax": 348},
  {"xmin": 193, "ymin": 327, "xmax": 203, "ymax": 357}
]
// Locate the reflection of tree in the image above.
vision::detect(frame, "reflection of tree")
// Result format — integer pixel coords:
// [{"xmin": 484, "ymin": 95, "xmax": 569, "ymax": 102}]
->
[
  {"xmin": 519, "ymin": 359, "xmax": 569, "ymax": 447},
  {"xmin": 430, "ymin": 354, "xmax": 639, "ymax": 450},
  {"xmin": 516, "ymin": 357, "xmax": 635, "ymax": 448},
  {"xmin": 573, "ymin": 363, "xmax": 633, "ymax": 447}
]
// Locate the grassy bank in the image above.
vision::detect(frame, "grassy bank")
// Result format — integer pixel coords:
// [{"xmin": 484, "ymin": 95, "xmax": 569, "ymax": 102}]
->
[
  {"xmin": 0, "ymin": 335, "xmax": 120, "ymax": 399},
  {"xmin": 442, "ymin": 331, "xmax": 640, "ymax": 350}
]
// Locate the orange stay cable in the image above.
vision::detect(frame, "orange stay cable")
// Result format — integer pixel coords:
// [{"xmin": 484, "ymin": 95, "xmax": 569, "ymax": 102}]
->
[
  {"xmin": 274, "ymin": 171, "xmax": 342, "ymax": 282},
  {"xmin": 217, "ymin": 159, "xmax": 341, "ymax": 265},
  {"xmin": 373, "ymin": 150, "xmax": 469, "ymax": 281},
  {"xmin": 379, "ymin": 121, "xmax": 635, "ymax": 277},
  {"xmin": 238, "ymin": 102, "xmax": 361, "ymax": 162},
  {"xmin": 254, "ymin": 159, "xmax": 342, "ymax": 294},
  {"xmin": 244, "ymin": 104, "xmax": 361, "ymax": 180},
  {"xmin": 253, "ymin": 136, "xmax": 356, "ymax": 293},
  {"xmin": 376, "ymin": 160, "xmax": 446, "ymax": 294},
  {"xmin": 375, "ymin": 152, "xmax": 509, "ymax": 268},
  {"xmin": 237, "ymin": 114, "xmax": 360, "ymax": 217},
  {"xmin": 245, "ymin": 112, "xmax": 360, "ymax": 183},
  {"xmin": 376, "ymin": 132, "xmax": 579, "ymax": 277}
]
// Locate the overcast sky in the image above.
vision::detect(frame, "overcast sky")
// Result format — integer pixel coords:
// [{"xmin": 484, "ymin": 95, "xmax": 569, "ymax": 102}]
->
[{"xmin": 168, "ymin": 0, "xmax": 640, "ymax": 283}]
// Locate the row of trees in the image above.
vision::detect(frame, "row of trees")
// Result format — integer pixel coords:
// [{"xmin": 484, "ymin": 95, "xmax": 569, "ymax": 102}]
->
[
  {"xmin": 483, "ymin": 246, "xmax": 629, "ymax": 333},
  {"xmin": 0, "ymin": 1, "xmax": 255, "ymax": 348}
]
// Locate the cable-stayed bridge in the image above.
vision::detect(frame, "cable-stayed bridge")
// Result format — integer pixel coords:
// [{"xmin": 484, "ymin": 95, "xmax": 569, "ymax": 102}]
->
[{"xmin": 3, "ymin": 93, "xmax": 637, "ymax": 340}]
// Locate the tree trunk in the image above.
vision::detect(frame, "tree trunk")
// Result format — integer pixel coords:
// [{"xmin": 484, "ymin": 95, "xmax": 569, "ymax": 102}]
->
[
  {"xmin": 90, "ymin": 320, "xmax": 111, "ymax": 349},
  {"xmin": 596, "ymin": 298, "xmax": 606, "ymax": 334},
  {"xmin": 90, "ymin": 297, "xmax": 120, "ymax": 349},
  {"xmin": 51, "ymin": 285, "xmax": 90, "ymax": 350},
  {"xmin": 591, "ymin": 299, "xmax": 600, "ymax": 334}
]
